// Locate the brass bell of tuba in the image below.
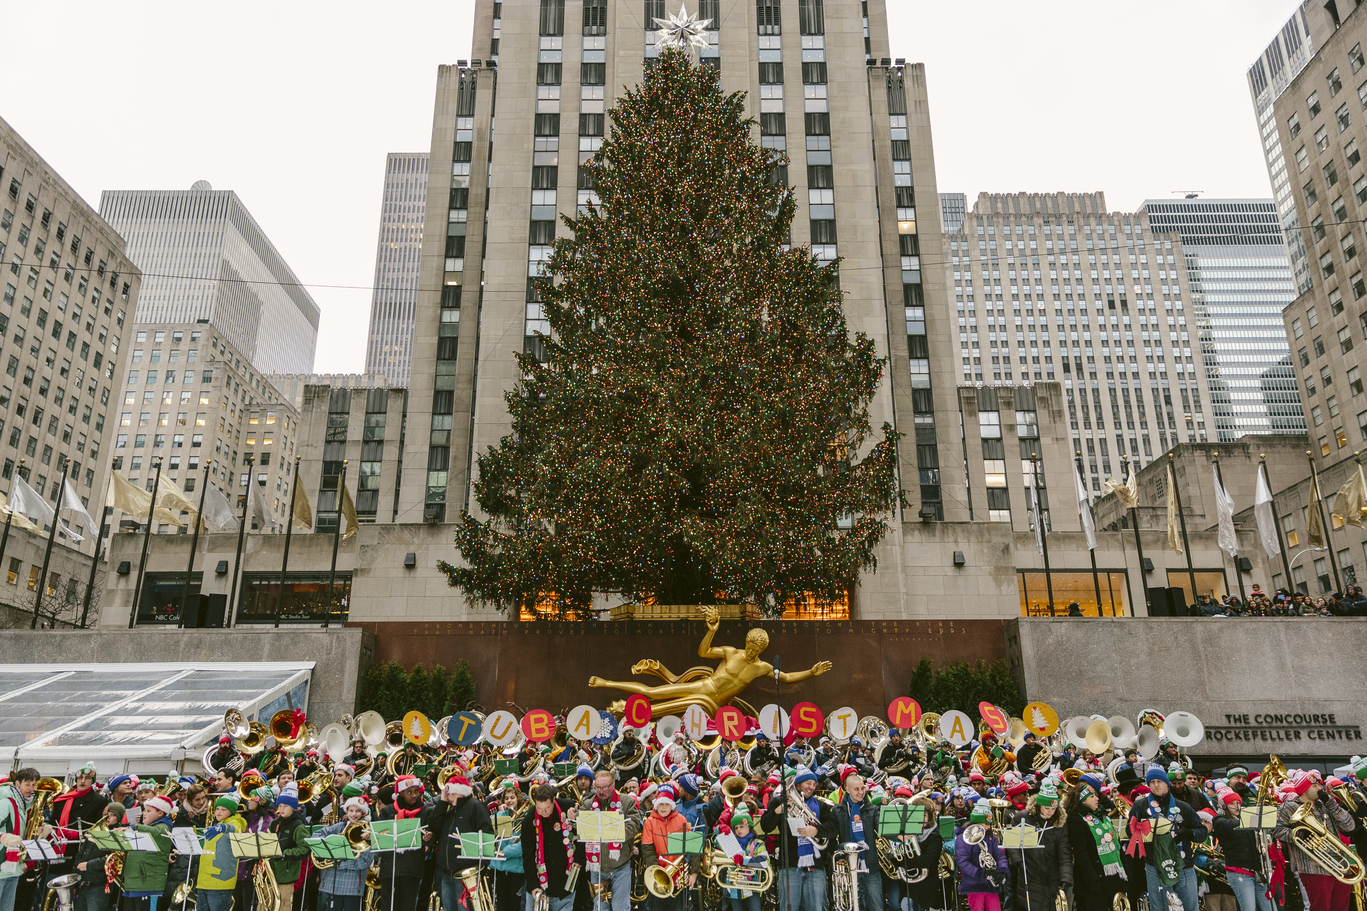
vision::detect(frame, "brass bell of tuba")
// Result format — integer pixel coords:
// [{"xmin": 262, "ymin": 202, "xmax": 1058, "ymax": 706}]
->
[{"xmin": 1288, "ymin": 802, "xmax": 1365, "ymax": 884}]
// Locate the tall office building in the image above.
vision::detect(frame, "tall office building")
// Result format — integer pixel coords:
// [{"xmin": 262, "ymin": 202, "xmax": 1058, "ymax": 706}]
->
[
  {"xmin": 940, "ymin": 192, "xmax": 966, "ymax": 234},
  {"xmin": 401, "ymin": 0, "xmax": 960, "ymax": 531},
  {"xmin": 99, "ymin": 185, "xmax": 320, "ymax": 376},
  {"xmin": 1259, "ymin": 0, "xmax": 1367, "ymax": 468},
  {"xmin": 364, "ymin": 153, "xmax": 428, "ymax": 387},
  {"xmin": 1140, "ymin": 198, "xmax": 1304, "ymax": 440},
  {"xmin": 946, "ymin": 192, "xmax": 1216, "ymax": 497},
  {"xmin": 1248, "ymin": 5, "xmax": 1316, "ymax": 297},
  {"xmin": 0, "ymin": 116, "xmax": 136, "ymax": 621}
]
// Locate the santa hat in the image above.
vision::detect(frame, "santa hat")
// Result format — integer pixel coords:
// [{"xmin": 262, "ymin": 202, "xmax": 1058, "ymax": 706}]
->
[
  {"xmin": 1288, "ymin": 769, "xmax": 1315, "ymax": 796},
  {"xmin": 968, "ymin": 771, "xmax": 986, "ymax": 783},
  {"xmin": 334, "ymin": 764, "xmax": 355, "ymax": 778},
  {"xmin": 1197, "ymin": 808, "xmax": 1215, "ymax": 823},
  {"xmin": 445, "ymin": 774, "xmax": 473, "ymax": 798},
  {"xmin": 343, "ymin": 797, "xmax": 371, "ymax": 816},
  {"xmin": 145, "ymin": 796, "xmax": 175, "ymax": 817},
  {"xmin": 395, "ymin": 775, "xmax": 423, "ymax": 795}
]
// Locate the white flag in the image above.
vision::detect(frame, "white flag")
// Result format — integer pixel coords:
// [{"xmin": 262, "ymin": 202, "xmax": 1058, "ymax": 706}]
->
[
  {"xmin": 248, "ymin": 481, "xmax": 270, "ymax": 530},
  {"xmin": 62, "ymin": 480, "xmax": 100, "ymax": 539},
  {"xmin": 0, "ymin": 493, "xmax": 39, "ymax": 532},
  {"xmin": 154, "ymin": 475, "xmax": 198, "ymax": 518},
  {"xmin": 1253, "ymin": 468, "xmax": 1280, "ymax": 560},
  {"xmin": 58, "ymin": 520, "xmax": 83, "ymax": 544},
  {"xmin": 1074, "ymin": 463, "xmax": 1096, "ymax": 551},
  {"xmin": 201, "ymin": 483, "xmax": 240, "ymax": 532},
  {"xmin": 1213, "ymin": 467, "xmax": 1238, "ymax": 559},
  {"xmin": 8, "ymin": 475, "xmax": 54, "ymax": 527}
]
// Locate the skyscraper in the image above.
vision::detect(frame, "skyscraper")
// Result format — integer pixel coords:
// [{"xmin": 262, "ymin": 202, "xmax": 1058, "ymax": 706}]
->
[
  {"xmin": 99, "ymin": 185, "xmax": 320, "ymax": 375},
  {"xmin": 946, "ymin": 192, "xmax": 1216, "ymax": 498},
  {"xmin": 1140, "ymin": 198, "xmax": 1304, "ymax": 440},
  {"xmin": 364, "ymin": 153, "xmax": 429, "ymax": 387},
  {"xmin": 940, "ymin": 192, "xmax": 966, "ymax": 234},
  {"xmin": 399, "ymin": 0, "xmax": 958, "ymax": 529}
]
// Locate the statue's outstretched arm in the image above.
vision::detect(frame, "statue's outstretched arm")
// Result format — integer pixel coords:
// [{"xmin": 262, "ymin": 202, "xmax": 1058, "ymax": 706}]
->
[{"xmin": 777, "ymin": 660, "xmax": 833, "ymax": 683}]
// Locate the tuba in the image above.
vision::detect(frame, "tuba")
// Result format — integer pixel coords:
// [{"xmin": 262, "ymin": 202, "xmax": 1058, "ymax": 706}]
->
[
  {"xmin": 24, "ymin": 779, "xmax": 67, "ymax": 841},
  {"xmin": 645, "ymin": 856, "xmax": 688, "ymax": 898},
  {"xmin": 720, "ymin": 773, "xmax": 748, "ymax": 807},
  {"xmin": 831, "ymin": 842, "xmax": 863, "ymax": 911},
  {"xmin": 1288, "ymin": 802, "xmax": 1366, "ymax": 884},
  {"xmin": 704, "ymin": 849, "xmax": 772, "ymax": 893},
  {"xmin": 254, "ymin": 858, "xmax": 282, "ymax": 911}
]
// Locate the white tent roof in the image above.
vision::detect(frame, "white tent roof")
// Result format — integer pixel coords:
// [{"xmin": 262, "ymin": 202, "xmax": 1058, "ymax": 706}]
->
[{"xmin": 0, "ymin": 662, "xmax": 314, "ymax": 775}]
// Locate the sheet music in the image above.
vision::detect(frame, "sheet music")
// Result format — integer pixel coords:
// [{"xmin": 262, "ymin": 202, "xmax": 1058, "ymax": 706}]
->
[
  {"xmin": 121, "ymin": 831, "xmax": 160, "ymax": 852},
  {"xmin": 22, "ymin": 840, "xmax": 60, "ymax": 861},
  {"xmin": 715, "ymin": 831, "xmax": 742, "ymax": 859},
  {"xmin": 171, "ymin": 828, "xmax": 205, "ymax": 856}
]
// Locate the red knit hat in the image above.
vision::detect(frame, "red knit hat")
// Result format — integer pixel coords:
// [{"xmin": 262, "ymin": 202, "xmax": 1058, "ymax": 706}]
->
[
  {"xmin": 839, "ymin": 764, "xmax": 858, "ymax": 785},
  {"xmin": 1288, "ymin": 769, "xmax": 1315, "ymax": 796},
  {"xmin": 1006, "ymin": 780, "xmax": 1030, "ymax": 798},
  {"xmin": 1217, "ymin": 787, "xmax": 1241, "ymax": 805}
]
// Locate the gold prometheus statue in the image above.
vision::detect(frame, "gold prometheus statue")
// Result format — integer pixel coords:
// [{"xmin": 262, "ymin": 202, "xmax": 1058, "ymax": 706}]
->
[{"xmin": 588, "ymin": 605, "xmax": 832, "ymax": 718}]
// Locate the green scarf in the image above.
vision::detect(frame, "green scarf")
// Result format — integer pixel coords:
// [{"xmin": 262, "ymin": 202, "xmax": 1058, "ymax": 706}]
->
[{"xmin": 1083, "ymin": 812, "xmax": 1124, "ymax": 877}]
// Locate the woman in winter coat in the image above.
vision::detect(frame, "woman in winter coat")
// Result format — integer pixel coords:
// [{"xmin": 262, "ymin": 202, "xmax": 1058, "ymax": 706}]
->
[
  {"xmin": 902, "ymin": 798, "xmax": 947, "ymax": 911},
  {"xmin": 956, "ymin": 800, "xmax": 1009, "ymax": 911},
  {"xmin": 1065, "ymin": 777, "xmax": 1126, "ymax": 911},
  {"xmin": 1006, "ymin": 782, "xmax": 1072, "ymax": 911}
]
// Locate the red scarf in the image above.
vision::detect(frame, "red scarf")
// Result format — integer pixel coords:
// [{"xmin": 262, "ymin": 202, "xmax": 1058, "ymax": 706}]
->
[
  {"xmin": 533, "ymin": 804, "xmax": 573, "ymax": 891},
  {"xmin": 585, "ymin": 791, "xmax": 622, "ymax": 871},
  {"xmin": 3, "ymin": 796, "xmax": 23, "ymax": 865},
  {"xmin": 51, "ymin": 788, "xmax": 91, "ymax": 829},
  {"xmin": 395, "ymin": 797, "xmax": 423, "ymax": 820}
]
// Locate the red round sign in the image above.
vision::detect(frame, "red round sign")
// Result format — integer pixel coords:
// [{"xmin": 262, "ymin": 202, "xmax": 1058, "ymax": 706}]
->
[
  {"xmin": 789, "ymin": 701, "xmax": 824, "ymax": 738},
  {"xmin": 887, "ymin": 696, "xmax": 922, "ymax": 729},
  {"xmin": 978, "ymin": 702, "xmax": 1009, "ymax": 736},
  {"xmin": 623, "ymin": 694, "xmax": 653, "ymax": 728},
  {"xmin": 521, "ymin": 709, "xmax": 556, "ymax": 742},
  {"xmin": 715, "ymin": 706, "xmax": 745, "ymax": 741}
]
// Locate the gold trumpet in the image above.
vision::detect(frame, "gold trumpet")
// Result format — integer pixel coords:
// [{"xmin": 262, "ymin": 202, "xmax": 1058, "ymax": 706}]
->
[
  {"xmin": 1289, "ymin": 802, "xmax": 1366, "ymax": 884},
  {"xmin": 645, "ymin": 855, "xmax": 689, "ymax": 898},
  {"xmin": 720, "ymin": 774, "xmax": 748, "ymax": 807}
]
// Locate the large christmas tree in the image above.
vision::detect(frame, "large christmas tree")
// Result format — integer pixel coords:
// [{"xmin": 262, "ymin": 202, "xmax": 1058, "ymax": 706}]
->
[{"xmin": 440, "ymin": 49, "xmax": 905, "ymax": 617}]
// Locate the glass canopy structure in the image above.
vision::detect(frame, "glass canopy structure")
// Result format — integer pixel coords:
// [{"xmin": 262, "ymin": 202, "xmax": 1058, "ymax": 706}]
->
[{"xmin": 0, "ymin": 662, "xmax": 314, "ymax": 775}]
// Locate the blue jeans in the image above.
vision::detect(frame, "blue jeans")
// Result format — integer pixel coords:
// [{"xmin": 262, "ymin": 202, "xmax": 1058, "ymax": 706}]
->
[
  {"xmin": 882, "ymin": 877, "xmax": 902, "ymax": 911},
  {"xmin": 727, "ymin": 896, "xmax": 762, "ymax": 911},
  {"xmin": 1145, "ymin": 865, "xmax": 1197, "ymax": 911},
  {"xmin": 590, "ymin": 866, "xmax": 631, "ymax": 911},
  {"xmin": 324, "ymin": 895, "xmax": 362, "ymax": 911},
  {"xmin": 856, "ymin": 866, "xmax": 883, "ymax": 911},
  {"xmin": 0, "ymin": 878, "xmax": 17, "ymax": 911},
  {"xmin": 1227, "ymin": 872, "xmax": 1272, "ymax": 911},
  {"xmin": 777, "ymin": 868, "xmax": 828, "ymax": 911},
  {"xmin": 195, "ymin": 891, "xmax": 232, "ymax": 911}
]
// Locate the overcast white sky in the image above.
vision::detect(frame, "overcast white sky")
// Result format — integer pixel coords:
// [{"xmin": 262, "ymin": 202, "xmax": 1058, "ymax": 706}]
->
[{"xmin": 4, "ymin": 0, "xmax": 1297, "ymax": 374}]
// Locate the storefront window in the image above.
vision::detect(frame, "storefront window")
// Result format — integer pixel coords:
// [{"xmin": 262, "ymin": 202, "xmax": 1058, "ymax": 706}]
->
[
  {"xmin": 237, "ymin": 573, "xmax": 351, "ymax": 624},
  {"xmin": 1018, "ymin": 571, "xmax": 1129, "ymax": 616}
]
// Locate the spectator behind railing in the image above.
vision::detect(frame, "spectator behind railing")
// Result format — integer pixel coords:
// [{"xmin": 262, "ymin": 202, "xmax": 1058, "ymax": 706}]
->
[{"xmin": 1200, "ymin": 585, "xmax": 1367, "ymax": 617}]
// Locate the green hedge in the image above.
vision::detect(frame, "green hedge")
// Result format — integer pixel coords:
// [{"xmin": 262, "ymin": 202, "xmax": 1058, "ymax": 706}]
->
[
  {"xmin": 907, "ymin": 657, "xmax": 1024, "ymax": 717},
  {"xmin": 357, "ymin": 660, "xmax": 477, "ymax": 722}
]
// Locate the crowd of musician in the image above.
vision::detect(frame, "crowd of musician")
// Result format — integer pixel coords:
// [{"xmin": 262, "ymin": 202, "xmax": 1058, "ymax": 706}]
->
[{"xmin": 0, "ymin": 716, "xmax": 1364, "ymax": 911}]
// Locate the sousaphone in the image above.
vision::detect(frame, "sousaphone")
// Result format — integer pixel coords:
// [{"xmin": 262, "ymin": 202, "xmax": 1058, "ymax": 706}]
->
[
  {"xmin": 1134, "ymin": 724, "xmax": 1161, "ymax": 761},
  {"xmin": 1166, "ymin": 712, "xmax": 1204, "ymax": 749},
  {"xmin": 1107, "ymin": 716, "xmax": 1137, "ymax": 751}
]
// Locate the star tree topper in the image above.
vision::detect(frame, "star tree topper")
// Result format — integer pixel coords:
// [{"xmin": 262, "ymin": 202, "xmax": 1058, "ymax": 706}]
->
[{"xmin": 654, "ymin": 2, "xmax": 713, "ymax": 54}]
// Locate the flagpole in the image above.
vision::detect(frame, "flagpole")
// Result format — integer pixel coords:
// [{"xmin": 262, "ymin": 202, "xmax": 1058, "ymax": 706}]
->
[
  {"xmin": 80, "ymin": 461, "xmax": 118, "ymax": 629},
  {"xmin": 178, "ymin": 463, "xmax": 213, "ymax": 628},
  {"xmin": 1168, "ymin": 454, "xmax": 1198, "ymax": 608},
  {"xmin": 1076, "ymin": 452, "xmax": 1103, "ymax": 615},
  {"xmin": 324, "ymin": 461, "xmax": 347, "ymax": 629},
  {"xmin": 1121, "ymin": 456, "xmax": 1151, "ymax": 615},
  {"xmin": 226, "ymin": 455, "xmax": 255, "ymax": 628},
  {"xmin": 1030, "ymin": 453, "xmax": 1055, "ymax": 614},
  {"xmin": 274, "ymin": 457, "xmax": 303, "ymax": 629},
  {"xmin": 1307, "ymin": 450, "xmax": 1343, "ymax": 594},
  {"xmin": 32, "ymin": 458, "xmax": 72, "ymax": 629},
  {"xmin": 1212, "ymin": 456, "xmax": 1246, "ymax": 604},
  {"xmin": 127, "ymin": 457, "xmax": 164, "ymax": 629},
  {"xmin": 1260, "ymin": 455, "xmax": 1295, "ymax": 590}
]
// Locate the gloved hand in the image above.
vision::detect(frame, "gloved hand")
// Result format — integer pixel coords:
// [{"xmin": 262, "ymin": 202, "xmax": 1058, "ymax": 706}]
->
[
  {"xmin": 38, "ymin": 825, "xmax": 51, "ymax": 839},
  {"xmin": 732, "ymin": 854, "xmax": 744, "ymax": 865},
  {"xmin": 0, "ymin": 833, "xmax": 23, "ymax": 848}
]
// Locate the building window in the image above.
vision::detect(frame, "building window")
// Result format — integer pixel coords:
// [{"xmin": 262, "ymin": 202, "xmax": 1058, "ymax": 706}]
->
[{"xmin": 1309, "ymin": 91, "xmax": 1322, "ymax": 118}]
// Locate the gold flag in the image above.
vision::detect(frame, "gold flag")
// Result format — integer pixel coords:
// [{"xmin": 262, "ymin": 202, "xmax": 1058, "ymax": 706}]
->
[
  {"xmin": 1331, "ymin": 466, "xmax": 1367, "ymax": 528},
  {"xmin": 1166, "ymin": 462, "xmax": 1183, "ymax": 555},
  {"xmin": 339, "ymin": 483, "xmax": 359, "ymax": 541},
  {"xmin": 107, "ymin": 473, "xmax": 183, "ymax": 527},
  {"xmin": 291, "ymin": 475, "xmax": 314, "ymax": 531},
  {"xmin": 1307, "ymin": 474, "xmax": 1326, "ymax": 548}
]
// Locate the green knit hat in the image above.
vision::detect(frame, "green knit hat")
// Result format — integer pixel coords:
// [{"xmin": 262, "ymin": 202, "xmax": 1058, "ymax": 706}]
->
[
  {"xmin": 730, "ymin": 804, "xmax": 753, "ymax": 827},
  {"xmin": 1351, "ymin": 755, "xmax": 1367, "ymax": 781},
  {"xmin": 251, "ymin": 787, "xmax": 274, "ymax": 804},
  {"xmin": 342, "ymin": 781, "xmax": 365, "ymax": 798},
  {"xmin": 215, "ymin": 796, "xmax": 239, "ymax": 813},
  {"xmin": 1035, "ymin": 781, "xmax": 1059, "ymax": 807},
  {"xmin": 969, "ymin": 799, "xmax": 991, "ymax": 824}
]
